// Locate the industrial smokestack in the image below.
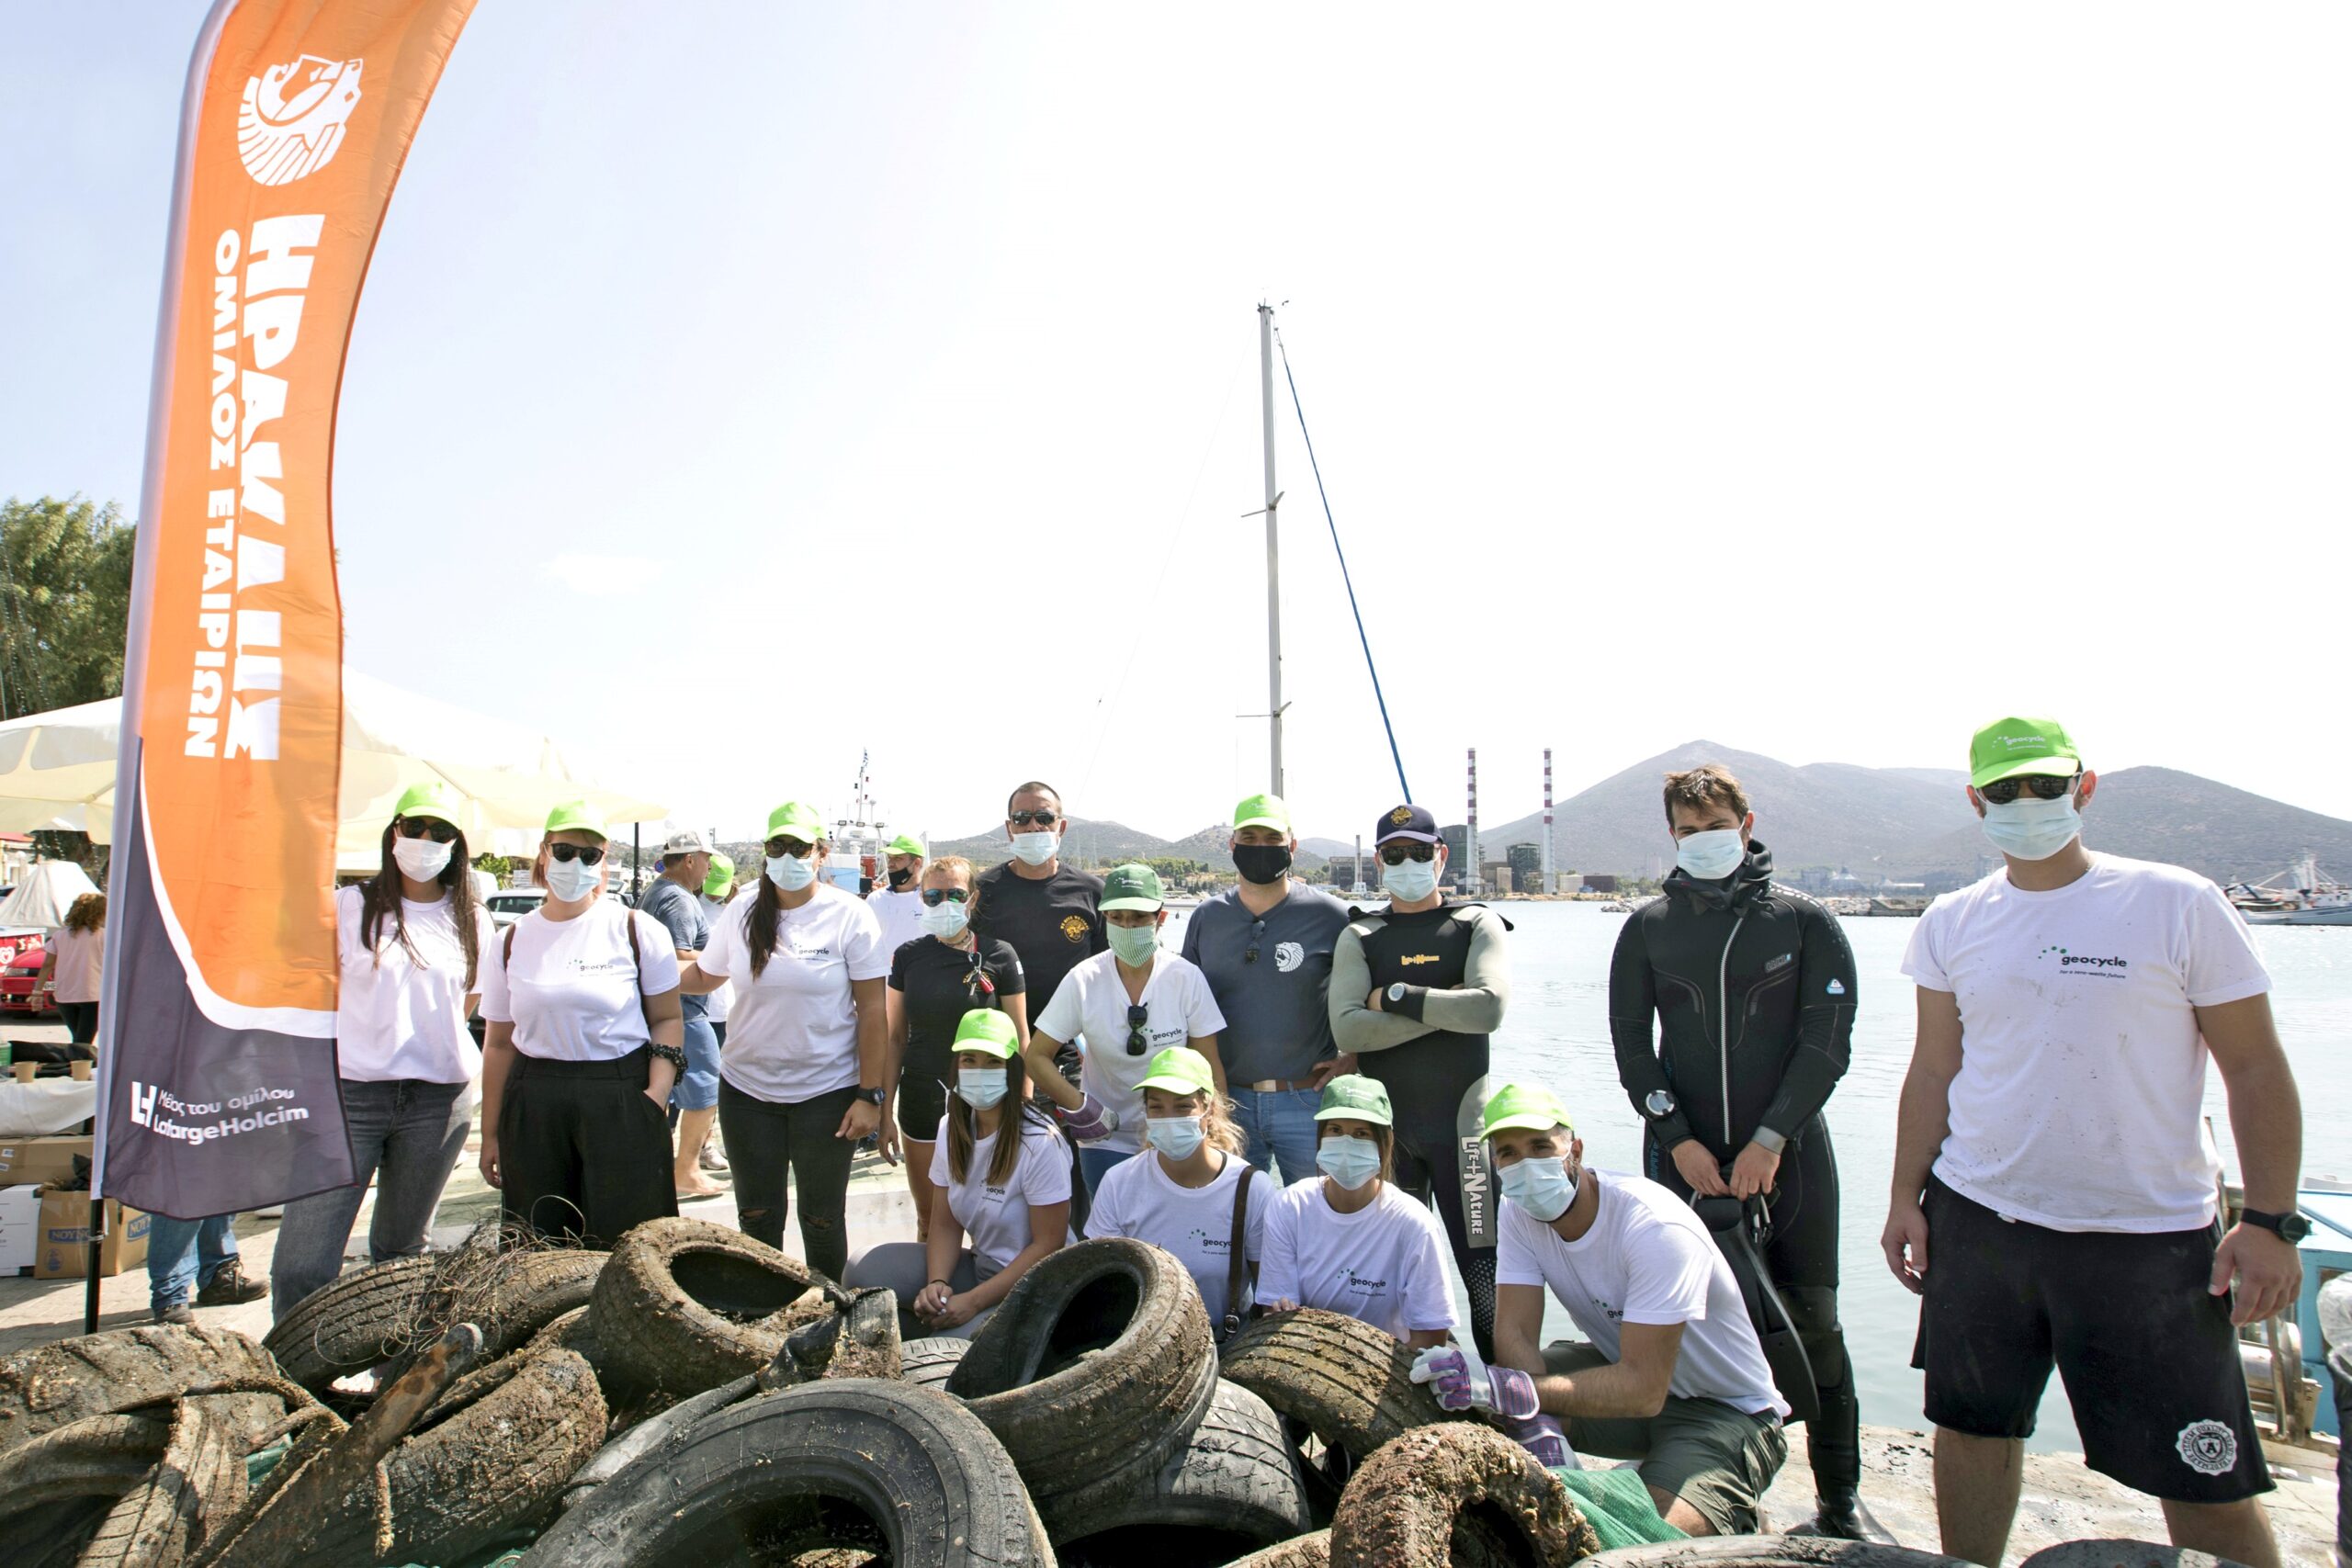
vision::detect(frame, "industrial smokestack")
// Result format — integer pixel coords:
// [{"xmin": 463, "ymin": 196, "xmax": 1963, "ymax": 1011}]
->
[
  {"xmin": 1543, "ymin": 748, "xmax": 1555, "ymax": 894},
  {"xmin": 1466, "ymin": 748, "xmax": 1481, "ymax": 895}
]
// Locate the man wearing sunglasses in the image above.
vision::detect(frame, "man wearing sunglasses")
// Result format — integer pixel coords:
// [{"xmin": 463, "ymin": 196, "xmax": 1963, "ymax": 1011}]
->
[
  {"xmin": 971, "ymin": 783, "xmax": 1106, "ymax": 1018},
  {"xmin": 1181, "ymin": 793, "xmax": 1351, "ymax": 1182},
  {"xmin": 1885, "ymin": 716, "xmax": 2302, "ymax": 1568},
  {"xmin": 1329, "ymin": 802, "xmax": 1511, "ymax": 1359}
]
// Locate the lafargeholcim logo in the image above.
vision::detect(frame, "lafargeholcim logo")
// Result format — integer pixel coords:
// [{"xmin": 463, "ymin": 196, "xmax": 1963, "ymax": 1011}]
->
[
  {"xmin": 238, "ymin": 55, "xmax": 364, "ymax": 186},
  {"xmin": 2037, "ymin": 945, "xmax": 2129, "ymax": 978}
]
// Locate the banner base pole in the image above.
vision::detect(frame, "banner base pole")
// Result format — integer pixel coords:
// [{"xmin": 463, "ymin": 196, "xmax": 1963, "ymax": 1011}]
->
[{"xmin": 83, "ymin": 1194, "xmax": 102, "ymax": 1335}]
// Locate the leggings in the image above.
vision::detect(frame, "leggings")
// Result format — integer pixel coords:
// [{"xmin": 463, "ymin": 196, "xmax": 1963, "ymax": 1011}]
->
[
  {"xmin": 1382, "ymin": 1087, "xmax": 1497, "ymax": 1361},
  {"xmin": 1649, "ymin": 1116, "xmax": 1858, "ymax": 1494},
  {"xmin": 719, "ymin": 1080, "xmax": 858, "ymax": 1283}
]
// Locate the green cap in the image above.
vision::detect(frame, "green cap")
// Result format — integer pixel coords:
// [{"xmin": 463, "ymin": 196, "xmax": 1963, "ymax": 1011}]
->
[
  {"xmin": 886, "ymin": 834, "xmax": 925, "ymax": 858},
  {"xmin": 1969, "ymin": 716, "xmax": 2081, "ymax": 790},
  {"xmin": 703, "ymin": 852, "xmax": 735, "ymax": 899},
  {"xmin": 1100, "ymin": 863, "xmax": 1165, "ymax": 912},
  {"xmin": 1480, "ymin": 1082, "xmax": 1574, "ymax": 1140},
  {"xmin": 1137, "ymin": 1046, "xmax": 1216, "ymax": 1098},
  {"xmin": 1314, "ymin": 1074, "xmax": 1393, "ymax": 1127},
  {"xmin": 765, "ymin": 801, "xmax": 827, "ymax": 842},
  {"xmin": 545, "ymin": 799, "xmax": 608, "ymax": 839},
  {"xmin": 1232, "ymin": 793, "xmax": 1292, "ymax": 834},
  {"xmin": 393, "ymin": 781, "xmax": 463, "ymax": 829},
  {"xmin": 953, "ymin": 1009, "xmax": 1021, "ymax": 1060}
]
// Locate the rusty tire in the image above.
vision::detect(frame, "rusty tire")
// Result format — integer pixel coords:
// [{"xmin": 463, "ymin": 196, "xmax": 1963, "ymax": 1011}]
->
[
  {"xmin": 262, "ymin": 1255, "xmax": 441, "ymax": 1393},
  {"xmin": 1218, "ymin": 1308, "xmax": 1464, "ymax": 1461},
  {"xmin": 0, "ymin": 1326, "xmax": 293, "ymax": 1456},
  {"xmin": 1329, "ymin": 1423, "xmax": 1592, "ymax": 1568},
  {"xmin": 587, "ymin": 1217, "xmax": 819, "ymax": 1398},
  {"xmin": 383, "ymin": 1345, "xmax": 608, "ymax": 1566}
]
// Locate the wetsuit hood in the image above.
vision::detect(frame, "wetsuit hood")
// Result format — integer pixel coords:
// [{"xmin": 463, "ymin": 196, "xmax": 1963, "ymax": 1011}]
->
[{"xmin": 1663, "ymin": 839, "xmax": 1776, "ymax": 913}]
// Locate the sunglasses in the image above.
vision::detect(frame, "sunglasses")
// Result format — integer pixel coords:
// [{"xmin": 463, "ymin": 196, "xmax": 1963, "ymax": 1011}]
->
[
  {"xmin": 1243, "ymin": 917, "xmax": 1267, "ymax": 964},
  {"xmin": 548, "ymin": 843, "xmax": 605, "ymax": 865},
  {"xmin": 763, "ymin": 837, "xmax": 817, "ymax": 858},
  {"xmin": 1125, "ymin": 1003, "xmax": 1149, "ymax": 1056},
  {"xmin": 1979, "ymin": 773, "xmax": 2079, "ymax": 807},
  {"xmin": 920, "ymin": 887, "xmax": 970, "ymax": 907},
  {"xmin": 1007, "ymin": 809, "xmax": 1059, "ymax": 829},
  {"xmin": 398, "ymin": 818, "xmax": 458, "ymax": 844},
  {"xmin": 1378, "ymin": 842, "xmax": 1436, "ymax": 866}
]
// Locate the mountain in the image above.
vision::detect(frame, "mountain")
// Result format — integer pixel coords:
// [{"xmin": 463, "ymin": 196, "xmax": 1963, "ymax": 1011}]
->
[{"xmin": 921, "ymin": 818, "xmax": 1330, "ymax": 874}]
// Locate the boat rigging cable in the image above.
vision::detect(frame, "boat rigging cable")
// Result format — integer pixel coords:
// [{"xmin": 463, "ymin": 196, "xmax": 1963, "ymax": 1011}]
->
[{"xmin": 1274, "ymin": 329, "xmax": 1412, "ymax": 804}]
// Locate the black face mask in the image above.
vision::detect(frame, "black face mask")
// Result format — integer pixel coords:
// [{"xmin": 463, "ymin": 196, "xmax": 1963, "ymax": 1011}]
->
[
  {"xmin": 887, "ymin": 866, "xmax": 915, "ymax": 890},
  {"xmin": 1232, "ymin": 844, "xmax": 1292, "ymax": 886}
]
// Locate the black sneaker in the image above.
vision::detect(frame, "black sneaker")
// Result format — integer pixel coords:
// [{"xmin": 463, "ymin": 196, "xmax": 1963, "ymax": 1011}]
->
[
  {"xmin": 1799, "ymin": 1488, "xmax": 1866, "ymax": 1540},
  {"xmin": 152, "ymin": 1302, "xmax": 195, "ymax": 1325},
  {"xmin": 195, "ymin": 1261, "xmax": 267, "ymax": 1307}
]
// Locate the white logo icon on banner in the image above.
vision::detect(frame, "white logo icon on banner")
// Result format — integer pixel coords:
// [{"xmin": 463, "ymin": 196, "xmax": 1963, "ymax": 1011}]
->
[{"xmin": 238, "ymin": 55, "xmax": 364, "ymax": 186}]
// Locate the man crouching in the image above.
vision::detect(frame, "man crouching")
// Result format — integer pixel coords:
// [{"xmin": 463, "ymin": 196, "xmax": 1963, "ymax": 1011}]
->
[{"xmin": 1414, "ymin": 1081, "xmax": 1790, "ymax": 1537}]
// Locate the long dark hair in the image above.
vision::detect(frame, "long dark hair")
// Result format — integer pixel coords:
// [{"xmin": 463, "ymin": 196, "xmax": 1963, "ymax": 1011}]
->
[
  {"xmin": 744, "ymin": 843, "xmax": 828, "ymax": 978},
  {"xmin": 359, "ymin": 818, "xmax": 482, "ymax": 989},
  {"xmin": 946, "ymin": 1051, "xmax": 1061, "ymax": 1186}
]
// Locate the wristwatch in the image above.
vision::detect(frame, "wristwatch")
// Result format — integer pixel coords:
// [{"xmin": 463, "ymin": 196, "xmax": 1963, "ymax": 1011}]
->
[
  {"xmin": 854, "ymin": 1086, "xmax": 886, "ymax": 1107},
  {"xmin": 2239, "ymin": 1207, "xmax": 2311, "ymax": 1244},
  {"xmin": 1386, "ymin": 982, "xmax": 1408, "ymax": 1003}
]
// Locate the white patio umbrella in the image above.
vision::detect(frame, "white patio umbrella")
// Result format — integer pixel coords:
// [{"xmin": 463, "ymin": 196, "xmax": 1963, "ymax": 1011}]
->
[{"xmin": 0, "ymin": 670, "xmax": 667, "ymax": 869}]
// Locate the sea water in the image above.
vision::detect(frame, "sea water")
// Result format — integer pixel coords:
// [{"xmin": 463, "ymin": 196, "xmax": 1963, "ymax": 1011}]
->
[{"xmin": 1164, "ymin": 899, "xmax": 2351, "ymax": 1453}]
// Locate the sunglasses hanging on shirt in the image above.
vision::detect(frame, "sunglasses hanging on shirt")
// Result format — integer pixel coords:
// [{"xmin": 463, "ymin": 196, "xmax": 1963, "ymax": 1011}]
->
[{"xmin": 1125, "ymin": 1003, "xmax": 1150, "ymax": 1055}]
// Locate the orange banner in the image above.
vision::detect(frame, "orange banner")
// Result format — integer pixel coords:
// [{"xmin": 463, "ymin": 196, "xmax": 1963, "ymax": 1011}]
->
[{"xmin": 99, "ymin": 0, "xmax": 473, "ymax": 1218}]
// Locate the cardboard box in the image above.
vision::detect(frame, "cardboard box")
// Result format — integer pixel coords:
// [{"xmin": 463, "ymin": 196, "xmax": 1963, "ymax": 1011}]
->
[
  {"xmin": 0, "ymin": 1183, "xmax": 40, "ymax": 1273},
  {"xmin": 33, "ymin": 1190, "xmax": 150, "ymax": 1279},
  {"xmin": 0, "ymin": 1134, "xmax": 93, "ymax": 1188}
]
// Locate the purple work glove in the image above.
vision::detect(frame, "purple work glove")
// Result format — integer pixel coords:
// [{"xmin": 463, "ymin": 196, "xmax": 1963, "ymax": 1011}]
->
[
  {"xmin": 1053, "ymin": 1090, "xmax": 1119, "ymax": 1145},
  {"xmin": 1408, "ymin": 1345, "xmax": 1539, "ymax": 1421},
  {"xmin": 1506, "ymin": 1412, "xmax": 1578, "ymax": 1470}
]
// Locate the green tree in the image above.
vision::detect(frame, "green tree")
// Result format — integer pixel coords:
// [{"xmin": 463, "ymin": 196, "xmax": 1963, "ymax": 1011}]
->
[{"xmin": 0, "ymin": 495, "xmax": 136, "ymax": 717}]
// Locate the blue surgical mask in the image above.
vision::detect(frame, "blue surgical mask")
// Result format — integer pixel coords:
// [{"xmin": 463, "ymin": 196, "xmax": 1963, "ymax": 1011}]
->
[
  {"xmin": 1011, "ymin": 831, "xmax": 1059, "ymax": 866},
  {"xmin": 1107, "ymin": 923, "xmax": 1159, "ymax": 966},
  {"xmin": 920, "ymin": 900, "xmax": 969, "ymax": 940},
  {"xmin": 1980, "ymin": 795, "xmax": 2081, "ymax": 862},
  {"xmin": 543, "ymin": 855, "xmax": 601, "ymax": 901},
  {"xmin": 1500, "ymin": 1156, "xmax": 1577, "ymax": 1223},
  {"xmin": 1382, "ymin": 856, "xmax": 1438, "ymax": 903},
  {"xmin": 1317, "ymin": 1134, "xmax": 1382, "ymax": 1190},
  {"xmin": 1147, "ymin": 1115, "xmax": 1205, "ymax": 1160},
  {"xmin": 1674, "ymin": 829, "xmax": 1746, "ymax": 881},
  {"xmin": 765, "ymin": 852, "xmax": 818, "ymax": 892},
  {"xmin": 956, "ymin": 1066, "xmax": 1008, "ymax": 1109}
]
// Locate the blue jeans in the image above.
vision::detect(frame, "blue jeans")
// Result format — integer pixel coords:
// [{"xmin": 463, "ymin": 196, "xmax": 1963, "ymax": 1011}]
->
[
  {"xmin": 270, "ymin": 1077, "xmax": 470, "ymax": 1322},
  {"xmin": 670, "ymin": 1017, "xmax": 721, "ymax": 1111},
  {"xmin": 147, "ymin": 1214, "xmax": 241, "ymax": 1314},
  {"xmin": 1078, "ymin": 1145, "xmax": 1135, "ymax": 1194},
  {"xmin": 1228, "ymin": 1086, "xmax": 1323, "ymax": 1184}
]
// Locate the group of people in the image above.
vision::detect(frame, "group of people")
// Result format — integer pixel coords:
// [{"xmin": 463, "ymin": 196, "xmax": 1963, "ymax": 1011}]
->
[{"xmin": 235, "ymin": 714, "xmax": 2301, "ymax": 1566}]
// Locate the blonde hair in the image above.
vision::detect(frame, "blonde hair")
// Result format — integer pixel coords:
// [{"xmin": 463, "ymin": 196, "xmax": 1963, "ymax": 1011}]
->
[{"xmin": 1150, "ymin": 1087, "xmax": 1246, "ymax": 1157}]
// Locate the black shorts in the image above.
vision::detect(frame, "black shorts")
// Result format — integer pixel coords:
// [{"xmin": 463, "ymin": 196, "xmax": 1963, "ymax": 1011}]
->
[
  {"xmin": 1911, "ymin": 1177, "xmax": 2268, "ymax": 1503},
  {"xmin": 895, "ymin": 1053, "xmax": 949, "ymax": 1142}
]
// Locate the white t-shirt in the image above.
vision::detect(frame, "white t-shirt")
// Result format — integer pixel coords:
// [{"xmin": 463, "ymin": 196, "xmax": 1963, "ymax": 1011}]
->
[
  {"xmin": 1257, "ymin": 1177, "xmax": 1458, "ymax": 1342},
  {"xmin": 1900, "ymin": 854, "xmax": 2271, "ymax": 1232},
  {"xmin": 1033, "ymin": 948, "xmax": 1227, "ymax": 1153},
  {"xmin": 1497, "ymin": 1170, "xmax": 1786, "ymax": 1418},
  {"xmin": 48, "ymin": 926, "xmax": 104, "ymax": 1005},
  {"xmin": 697, "ymin": 894, "xmax": 736, "ymax": 1024},
  {"xmin": 1086, "ymin": 1147, "xmax": 1274, "ymax": 1323},
  {"xmin": 866, "ymin": 886, "xmax": 928, "ymax": 972},
  {"xmin": 476, "ymin": 899, "xmax": 683, "ymax": 1063},
  {"xmin": 334, "ymin": 886, "xmax": 494, "ymax": 1084},
  {"xmin": 929, "ymin": 1111, "xmax": 1072, "ymax": 1275},
  {"xmin": 698, "ymin": 884, "xmax": 888, "ymax": 1103}
]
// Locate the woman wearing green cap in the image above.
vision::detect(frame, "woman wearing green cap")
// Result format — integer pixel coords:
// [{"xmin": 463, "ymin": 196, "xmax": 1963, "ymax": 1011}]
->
[
  {"xmin": 844, "ymin": 1009, "xmax": 1070, "ymax": 1337},
  {"xmin": 477, "ymin": 800, "xmax": 687, "ymax": 1247},
  {"xmin": 271, "ymin": 783, "xmax": 497, "ymax": 1320},
  {"xmin": 679, "ymin": 801, "xmax": 889, "ymax": 1283},
  {"xmin": 1257, "ymin": 1074, "xmax": 1458, "ymax": 1348},
  {"xmin": 1023, "ymin": 862, "xmax": 1228, "ymax": 1194},
  {"xmin": 1082, "ymin": 1046, "xmax": 1272, "ymax": 1340}
]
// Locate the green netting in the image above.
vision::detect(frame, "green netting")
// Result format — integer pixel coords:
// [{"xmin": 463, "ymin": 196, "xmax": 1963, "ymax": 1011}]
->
[{"xmin": 1555, "ymin": 1464, "xmax": 1688, "ymax": 1551}]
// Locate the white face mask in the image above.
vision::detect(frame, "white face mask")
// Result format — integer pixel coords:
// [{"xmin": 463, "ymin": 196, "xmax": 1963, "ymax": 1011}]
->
[
  {"xmin": 1673, "ymin": 829, "xmax": 1746, "ymax": 881},
  {"xmin": 956, "ymin": 1066, "xmax": 1008, "ymax": 1109},
  {"xmin": 544, "ymin": 854, "xmax": 602, "ymax": 901},
  {"xmin": 920, "ymin": 899, "xmax": 969, "ymax": 939},
  {"xmin": 1980, "ymin": 794, "xmax": 2082, "ymax": 862},
  {"xmin": 765, "ymin": 852, "xmax": 818, "ymax": 892},
  {"xmin": 392, "ymin": 836, "xmax": 453, "ymax": 882},
  {"xmin": 1011, "ymin": 830, "xmax": 1059, "ymax": 866},
  {"xmin": 1382, "ymin": 854, "xmax": 1439, "ymax": 903}
]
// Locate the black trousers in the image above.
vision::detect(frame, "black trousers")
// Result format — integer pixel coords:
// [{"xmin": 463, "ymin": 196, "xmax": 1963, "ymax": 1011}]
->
[
  {"xmin": 58, "ymin": 1000, "xmax": 97, "ymax": 1043},
  {"xmin": 1385, "ymin": 1094, "xmax": 1497, "ymax": 1362},
  {"xmin": 499, "ymin": 1047, "xmax": 677, "ymax": 1249},
  {"xmin": 718, "ymin": 1080, "xmax": 857, "ymax": 1283},
  {"xmin": 1651, "ymin": 1117, "xmax": 1859, "ymax": 1495}
]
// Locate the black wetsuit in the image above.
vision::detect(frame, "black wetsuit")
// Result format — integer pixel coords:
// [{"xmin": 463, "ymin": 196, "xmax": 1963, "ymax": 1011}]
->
[{"xmin": 1608, "ymin": 840, "xmax": 1860, "ymax": 1499}]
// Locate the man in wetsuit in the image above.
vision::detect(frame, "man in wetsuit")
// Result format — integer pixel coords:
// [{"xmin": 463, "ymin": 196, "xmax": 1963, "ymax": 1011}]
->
[
  {"xmin": 1330, "ymin": 802, "xmax": 1510, "ymax": 1359},
  {"xmin": 1609, "ymin": 763, "xmax": 1863, "ymax": 1540}
]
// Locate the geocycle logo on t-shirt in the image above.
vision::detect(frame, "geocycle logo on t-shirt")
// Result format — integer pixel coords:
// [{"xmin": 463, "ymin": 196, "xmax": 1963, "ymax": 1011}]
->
[
  {"xmin": 1187, "ymin": 1225, "xmax": 1234, "ymax": 1255},
  {"xmin": 2038, "ymin": 945, "xmax": 2129, "ymax": 978},
  {"xmin": 1331, "ymin": 1264, "xmax": 1388, "ymax": 1299}
]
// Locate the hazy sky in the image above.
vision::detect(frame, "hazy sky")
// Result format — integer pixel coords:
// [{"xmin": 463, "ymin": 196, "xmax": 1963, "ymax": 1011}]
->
[{"xmin": 8, "ymin": 5, "xmax": 2349, "ymax": 845}]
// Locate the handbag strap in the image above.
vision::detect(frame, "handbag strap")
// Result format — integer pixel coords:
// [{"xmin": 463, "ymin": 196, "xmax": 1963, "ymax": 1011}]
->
[{"xmin": 1223, "ymin": 1160, "xmax": 1256, "ymax": 1337}]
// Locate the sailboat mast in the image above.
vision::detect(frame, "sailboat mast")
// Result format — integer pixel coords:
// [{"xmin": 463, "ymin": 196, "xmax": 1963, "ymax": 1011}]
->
[{"xmin": 1260, "ymin": 302, "xmax": 1284, "ymax": 797}]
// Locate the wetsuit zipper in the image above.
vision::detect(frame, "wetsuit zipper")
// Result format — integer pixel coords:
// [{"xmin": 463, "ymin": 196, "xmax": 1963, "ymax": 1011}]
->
[{"xmin": 1717, "ymin": 912, "xmax": 1746, "ymax": 1146}]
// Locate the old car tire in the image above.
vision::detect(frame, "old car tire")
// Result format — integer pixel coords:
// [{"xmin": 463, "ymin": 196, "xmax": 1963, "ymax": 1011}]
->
[
  {"xmin": 1223, "ymin": 1529, "xmax": 1332, "ymax": 1567},
  {"xmin": 75, "ymin": 1399, "xmax": 246, "ymax": 1568},
  {"xmin": 2015, "ymin": 1543, "xmax": 2255, "ymax": 1568},
  {"xmin": 560, "ymin": 1375, "xmax": 756, "ymax": 1512},
  {"xmin": 1575, "ymin": 1540, "xmax": 1977, "ymax": 1564},
  {"xmin": 383, "ymin": 1346, "xmax": 607, "ymax": 1566},
  {"xmin": 0, "ymin": 1326, "xmax": 296, "ymax": 1455},
  {"xmin": 1329, "ymin": 1423, "xmax": 1593, "ymax": 1568},
  {"xmin": 518, "ymin": 1378, "xmax": 1051, "ymax": 1568},
  {"xmin": 260, "ymin": 1256, "xmax": 440, "ymax": 1393},
  {"xmin": 899, "ymin": 1337, "xmax": 971, "ymax": 1391},
  {"xmin": 1218, "ymin": 1308, "xmax": 1463, "ymax": 1461},
  {"xmin": 1048, "ymin": 1379, "xmax": 1309, "ymax": 1552},
  {"xmin": 587, "ymin": 1217, "xmax": 819, "ymax": 1397}
]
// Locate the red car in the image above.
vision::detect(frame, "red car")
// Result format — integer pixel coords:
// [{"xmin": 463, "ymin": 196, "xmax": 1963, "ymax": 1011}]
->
[{"xmin": 0, "ymin": 941, "xmax": 52, "ymax": 1017}]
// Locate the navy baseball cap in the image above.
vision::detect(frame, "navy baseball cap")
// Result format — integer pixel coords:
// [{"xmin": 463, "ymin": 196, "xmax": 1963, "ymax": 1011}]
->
[{"xmin": 1374, "ymin": 803, "xmax": 1441, "ymax": 846}]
